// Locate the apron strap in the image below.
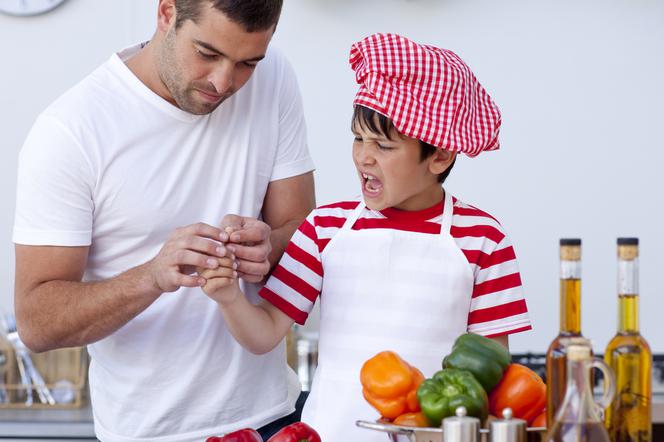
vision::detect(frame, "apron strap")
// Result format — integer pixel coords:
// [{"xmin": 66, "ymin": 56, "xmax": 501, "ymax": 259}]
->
[
  {"xmin": 440, "ymin": 190, "xmax": 454, "ymax": 237},
  {"xmin": 340, "ymin": 200, "xmax": 366, "ymax": 232}
]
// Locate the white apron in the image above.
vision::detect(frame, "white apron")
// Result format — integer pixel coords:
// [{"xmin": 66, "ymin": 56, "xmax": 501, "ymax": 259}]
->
[{"xmin": 301, "ymin": 191, "xmax": 474, "ymax": 441}]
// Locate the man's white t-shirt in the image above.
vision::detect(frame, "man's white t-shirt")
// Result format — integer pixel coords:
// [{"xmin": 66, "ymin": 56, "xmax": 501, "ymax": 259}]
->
[{"xmin": 13, "ymin": 43, "xmax": 314, "ymax": 442}]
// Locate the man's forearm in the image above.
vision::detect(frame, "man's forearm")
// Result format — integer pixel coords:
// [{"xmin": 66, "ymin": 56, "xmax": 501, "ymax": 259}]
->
[
  {"xmin": 16, "ymin": 262, "xmax": 161, "ymax": 353},
  {"xmin": 267, "ymin": 219, "xmax": 302, "ymax": 269},
  {"xmin": 261, "ymin": 172, "xmax": 315, "ymax": 271}
]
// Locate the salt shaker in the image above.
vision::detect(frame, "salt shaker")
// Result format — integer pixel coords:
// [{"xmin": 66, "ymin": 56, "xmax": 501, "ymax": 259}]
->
[
  {"xmin": 443, "ymin": 406, "xmax": 480, "ymax": 442},
  {"xmin": 489, "ymin": 408, "xmax": 527, "ymax": 442}
]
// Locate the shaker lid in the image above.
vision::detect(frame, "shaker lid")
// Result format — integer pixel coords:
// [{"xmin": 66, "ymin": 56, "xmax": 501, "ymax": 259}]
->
[
  {"xmin": 489, "ymin": 408, "xmax": 527, "ymax": 442},
  {"xmin": 443, "ymin": 407, "xmax": 480, "ymax": 442}
]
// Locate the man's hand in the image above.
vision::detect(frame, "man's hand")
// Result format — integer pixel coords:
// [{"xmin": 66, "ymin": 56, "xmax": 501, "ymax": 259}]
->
[
  {"xmin": 219, "ymin": 215, "xmax": 272, "ymax": 283},
  {"xmin": 147, "ymin": 222, "xmax": 230, "ymax": 293}
]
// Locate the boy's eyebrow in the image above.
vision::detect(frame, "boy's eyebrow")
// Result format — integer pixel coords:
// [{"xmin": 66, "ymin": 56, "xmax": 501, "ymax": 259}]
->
[
  {"xmin": 193, "ymin": 39, "xmax": 266, "ymax": 62},
  {"xmin": 352, "ymin": 131, "xmax": 393, "ymax": 142}
]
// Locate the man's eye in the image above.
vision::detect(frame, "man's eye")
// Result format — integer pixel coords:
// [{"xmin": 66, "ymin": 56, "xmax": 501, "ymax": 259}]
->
[{"xmin": 197, "ymin": 50, "xmax": 216, "ymax": 59}]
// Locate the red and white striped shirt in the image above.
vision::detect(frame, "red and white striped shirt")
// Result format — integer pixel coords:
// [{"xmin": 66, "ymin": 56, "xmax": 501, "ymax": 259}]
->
[{"xmin": 260, "ymin": 196, "xmax": 532, "ymax": 338}]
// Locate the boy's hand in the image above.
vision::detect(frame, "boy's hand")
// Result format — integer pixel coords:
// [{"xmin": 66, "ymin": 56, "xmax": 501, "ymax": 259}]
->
[
  {"xmin": 219, "ymin": 215, "xmax": 272, "ymax": 283},
  {"xmin": 197, "ymin": 257, "xmax": 240, "ymax": 305}
]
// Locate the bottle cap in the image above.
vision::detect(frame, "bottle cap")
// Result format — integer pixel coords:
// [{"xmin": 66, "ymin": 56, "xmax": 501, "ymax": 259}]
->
[
  {"xmin": 617, "ymin": 237, "xmax": 638, "ymax": 246},
  {"xmin": 560, "ymin": 240, "xmax": 581, "ymax": 261}
]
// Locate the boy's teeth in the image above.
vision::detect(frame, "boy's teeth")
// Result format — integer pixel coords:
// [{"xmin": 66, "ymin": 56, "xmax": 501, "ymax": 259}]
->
[{"xmin": 365, "ymin": 177, "xmax": 383, "ymax": 192}]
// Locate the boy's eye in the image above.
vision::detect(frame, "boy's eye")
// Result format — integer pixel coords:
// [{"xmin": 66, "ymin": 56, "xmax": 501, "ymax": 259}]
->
[
  {"xmin": 377, "ymin": 143, "xmax": 394, "ymax": 151},
  {"xmin": 243, "ymin": 61, "xmax": 258, "ymax": 68},
  {"xmin": 353, "ymin": 136, "xmax": 362, "ymax": 142}
]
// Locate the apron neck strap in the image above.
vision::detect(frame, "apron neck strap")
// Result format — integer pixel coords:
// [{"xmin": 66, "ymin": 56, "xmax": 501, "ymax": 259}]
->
[
  {"xmin": 440, "ymin": 190, "xmax": 453, "ymax": 237},
  {"xmin": 341, "ymin": 200, "xmax": 366, "ymax": 231},
  {"xmin": 342, "ymin": 192, "xmax": 453, "ymax": 235}
]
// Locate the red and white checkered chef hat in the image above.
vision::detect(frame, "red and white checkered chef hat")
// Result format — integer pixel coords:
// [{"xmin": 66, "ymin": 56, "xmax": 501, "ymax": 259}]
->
[{"xmin": 350, "ymin": 33, "xmax": 501, "ymax": 157}]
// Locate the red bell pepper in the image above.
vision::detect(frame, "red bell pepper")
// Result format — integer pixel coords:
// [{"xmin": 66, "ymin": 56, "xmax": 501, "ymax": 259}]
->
[
  {"xmin": 267, "ymin": 422, "xmax": 321, "ymax": 442},
  {"xmin": 206, "ymin": 428, "xmax": 263, "ymax": 442},
  {"xmin": 488, "ymin": 363, "xmax": 547, "ymax": 425}
]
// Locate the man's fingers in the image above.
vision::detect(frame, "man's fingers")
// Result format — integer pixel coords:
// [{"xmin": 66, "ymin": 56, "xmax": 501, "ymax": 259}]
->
[
  {"xmin": 236, "ymin": 271, "xmax": 263, "ymax": 283},
  {"xmin": 235, "ymin": 259, "xmax": 270, "ymax": 279},
  {"xmin": 175, "ymin": 236, "xmax": 228, "ymax": 258},
  {"xmin": 225, "ymin": 243, "xmax": 270, "ymax": 262},
  {"xmin": 176, "ymin": 273, "xmax": 205, "ymax": 288},
  {"xmin": 219, "ymin": 215, "xmax": 245, "ymax": 241},
  {"xmin": 176, "ymin": 222, "xmax": 224, "ymax": 242},
  {"xmin": 228, "ymin": 225, "xmax": 269, "ymax": 244},
  {"xmin": 171, "ymin": 250, "xmax": 220, "ymax": 270}
]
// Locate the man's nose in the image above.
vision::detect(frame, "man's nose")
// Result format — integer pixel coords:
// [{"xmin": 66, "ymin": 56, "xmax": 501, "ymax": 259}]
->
[{"xmin": 208, "ymin": 62, "xmax": 234, "ymax": 95}]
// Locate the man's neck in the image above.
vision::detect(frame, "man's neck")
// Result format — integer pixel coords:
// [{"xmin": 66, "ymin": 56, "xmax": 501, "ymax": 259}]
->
[{"xmin": 123, "ymin": 41, "xmax": 175, "ymax": 105}]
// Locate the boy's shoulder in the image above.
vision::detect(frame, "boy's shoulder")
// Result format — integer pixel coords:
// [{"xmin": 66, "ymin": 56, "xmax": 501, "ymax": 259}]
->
[
  {"xmin": 451, "ymin": 196, "xmax": 500, "ymax": 224},
  {"xmin": 450, "ymin": 196, "xmax": 509, "ymax": 245}
]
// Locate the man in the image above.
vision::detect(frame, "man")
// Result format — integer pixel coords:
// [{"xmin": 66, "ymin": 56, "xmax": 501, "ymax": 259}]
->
[{"xmin": 12, "ymin": 1, "xmax": 315, "ymax": 441}]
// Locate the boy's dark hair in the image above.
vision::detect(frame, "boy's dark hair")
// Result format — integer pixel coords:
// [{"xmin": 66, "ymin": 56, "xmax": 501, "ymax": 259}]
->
[
  {"xmin": 174, "ymin": 0, "xmax": 283, "ymax": 32},
  {"xmin": 352, "ymin": 106, "xmax": 456, "ymax": 184}
]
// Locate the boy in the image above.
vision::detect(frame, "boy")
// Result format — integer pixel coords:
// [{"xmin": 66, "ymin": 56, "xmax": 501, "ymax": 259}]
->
[{"xmin": 199, "ymin": 34, "xmax": 531, "ymax": 441}]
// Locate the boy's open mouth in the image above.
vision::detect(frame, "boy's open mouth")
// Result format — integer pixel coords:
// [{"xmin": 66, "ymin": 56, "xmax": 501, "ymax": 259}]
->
[{"xmin": 362, "ymin": 173, "xmax": 383, "ymax": 195}]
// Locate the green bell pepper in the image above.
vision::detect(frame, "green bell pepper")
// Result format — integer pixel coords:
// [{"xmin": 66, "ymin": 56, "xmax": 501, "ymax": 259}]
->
[
  {"xmin": 416, "ymin": 368, "xmax": 488, "ymax": 426},
  {"xmin": 442, "ymin": 333, "xmax": 510, "ymax": 393}
]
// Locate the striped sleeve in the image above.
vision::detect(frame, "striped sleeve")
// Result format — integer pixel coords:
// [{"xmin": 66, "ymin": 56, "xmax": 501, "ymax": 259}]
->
[
  {"xmin": 466, "ymin": 229, "xmax": 531, "ymax": 337},
  {"xmin": 451, "ymin": 204, "xmax": 531, "ymax": 338},
  {"xmin": 259, "ymin": 211, "xmax": 325, "ymax": 325}
]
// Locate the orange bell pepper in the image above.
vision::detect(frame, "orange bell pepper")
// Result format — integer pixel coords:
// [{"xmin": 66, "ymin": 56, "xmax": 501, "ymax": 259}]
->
[
  {"xmin": 488, "ymin": 363, "xmax": 547, "ymax": 425},
  {"xmin": 360, "ymin": 351, "xmax": 425, "ymax": 419},
  {"xmin": 393, "ymin": 412, "xmax": 430, "ymax": 427}
]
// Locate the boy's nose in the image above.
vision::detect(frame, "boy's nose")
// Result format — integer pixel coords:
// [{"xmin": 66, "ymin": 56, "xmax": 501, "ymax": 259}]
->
[{"xmin": 355, "ymin": 144, "xmax": 375, "ymax": 165}]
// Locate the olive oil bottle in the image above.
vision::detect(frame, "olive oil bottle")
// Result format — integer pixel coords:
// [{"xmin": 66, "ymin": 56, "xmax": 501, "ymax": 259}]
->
[
  {"xmin": 604, "ymin": 238, "xmax": 652, "ymax": 442},
  {"xmin": 546, "ymin": 239, "xmax": 586, "ymax": 425}
]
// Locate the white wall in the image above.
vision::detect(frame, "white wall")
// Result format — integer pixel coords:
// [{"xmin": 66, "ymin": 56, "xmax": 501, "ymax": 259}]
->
[{"xmin": 1, "ymin": 0, "xmax": 663, "ymax": 353}]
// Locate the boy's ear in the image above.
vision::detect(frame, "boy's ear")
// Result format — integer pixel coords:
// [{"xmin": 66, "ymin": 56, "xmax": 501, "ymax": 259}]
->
[{"xmin": 428, "ymin": 149, "xmax": 456, "ymax": 175}]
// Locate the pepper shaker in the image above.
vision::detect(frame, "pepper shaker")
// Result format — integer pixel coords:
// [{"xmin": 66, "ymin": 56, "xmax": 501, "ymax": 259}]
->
[
  {"xmin": 489, "ymin": 408, "xmax": 527, "ymax": 442},
  {"xmin": 443, "ymin": 406, "xmax": 480, "ymax": 442}
]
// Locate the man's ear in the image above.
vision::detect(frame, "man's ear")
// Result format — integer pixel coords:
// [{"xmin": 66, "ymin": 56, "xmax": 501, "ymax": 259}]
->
[
  {"xmin": 157, "ymin": 0, "xmax": 177, "ymax": 33},
  {"xmin": 428, "ymin": 149, "xmax": 456, "ymax": 175}
]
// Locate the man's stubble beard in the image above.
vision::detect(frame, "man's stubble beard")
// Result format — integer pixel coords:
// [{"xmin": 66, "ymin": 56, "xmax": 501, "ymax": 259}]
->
[{"xmin": 157, "ymin": 28, "xmax": 224, "ymax": 115}]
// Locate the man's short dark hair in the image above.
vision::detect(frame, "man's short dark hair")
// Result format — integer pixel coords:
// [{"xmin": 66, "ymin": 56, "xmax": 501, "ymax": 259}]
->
[
  {"xmin": 352, "ymin": 105, "xmax": 456, "ymax": 184},
  {"xmin": 174, "ymin": 0, "xmax": 283, "ymax": 32}
]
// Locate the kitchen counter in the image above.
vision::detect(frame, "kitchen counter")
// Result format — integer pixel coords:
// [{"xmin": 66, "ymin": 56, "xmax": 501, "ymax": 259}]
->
[
  {"xmin": 0, "ymin": 402, "xmax": 95, "ymax": 440},
  {"xmin": 0, "ymin": 395, "xmax": 662, "ymax": 440}
]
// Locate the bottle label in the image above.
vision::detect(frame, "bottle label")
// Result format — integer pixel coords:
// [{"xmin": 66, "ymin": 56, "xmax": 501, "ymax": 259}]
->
[{"xmin": 618, "ymin": 260, "xmax": 638, "ymax": 295}]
